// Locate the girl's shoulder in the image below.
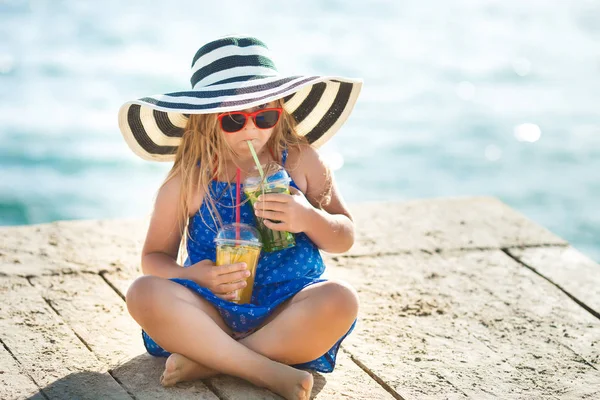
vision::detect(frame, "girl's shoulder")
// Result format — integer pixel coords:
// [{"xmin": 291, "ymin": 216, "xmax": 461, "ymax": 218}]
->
[
  {"xmin": 286, "ymin": 143, "xmax": 328, "ymax": 178},
  {"xmin": 157, "ymin": 170, "xmax": 204, "ymax": 218},
  {"xmin": 285, "ymin": 143, "xmax": 331, "ymax": 199},
  {"xmin": 155, "ymin": 172, "xmax": 182, "ymax": 209}
]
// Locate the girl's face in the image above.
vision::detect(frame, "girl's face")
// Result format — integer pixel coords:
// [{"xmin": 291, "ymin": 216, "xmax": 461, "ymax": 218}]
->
[{"xmin": 219, "ymin": 101, "xmax": 279, "ymax": 158}]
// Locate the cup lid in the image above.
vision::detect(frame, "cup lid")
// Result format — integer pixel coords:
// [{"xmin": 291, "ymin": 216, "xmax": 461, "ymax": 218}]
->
[
  {"xmin": 244, "ymin": 163, "xmax": 290, "ymax": 188},
  {"xmin": 214, "ymin": 223, "xmax": 262, "ymax": 247}
]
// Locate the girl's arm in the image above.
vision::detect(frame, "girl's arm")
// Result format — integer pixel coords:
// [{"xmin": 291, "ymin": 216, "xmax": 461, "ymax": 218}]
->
[
  {"xmin": 141, "ymin": 173, "xmax": 189, "ymax": 278},
  {"xmin": 256, "ymin": 145, "xmax": 355, "ymax": 254},
  {"xmin": 141, "ymin": 173, "xmax": 250, "ymax": 300},
  {"xmin": 295, "ymin": 181, "xmax": 354, "ymax": 254}
]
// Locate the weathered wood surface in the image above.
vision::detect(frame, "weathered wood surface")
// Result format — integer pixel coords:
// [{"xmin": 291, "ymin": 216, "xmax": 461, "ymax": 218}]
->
[
  {"xmin": 1, "ymin": 197, "xmax": 599, "ymax": 399},
  {"xmin": 111, "ymin": 353, "xmax": 220, "ymax": 400},
  {"xmin": 0, "ymin": 277, "xmax": 131, "ymax": 400},
  {"xmin": 0, "ymin": 218, "xmax": 145, "ymax": 276},
  {"xmin": 347, "ymin": 197, "xmax": 567, "ymax": 256},
  {"xmin": 326, "ymin": 250, "xmax": 600, "ymax": 399},
  {"xmin": 507, "ymin": 246, "xmax": 600, "ymax": 318},
  {"xmin": 0, "ymin": 343, "xmax": 42, "ymax": 400}
]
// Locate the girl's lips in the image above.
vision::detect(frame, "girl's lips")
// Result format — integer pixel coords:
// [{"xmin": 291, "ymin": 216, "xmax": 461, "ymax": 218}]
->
[{"xmin": 241, "ymin": 139, "xmax": 261, "ymax": 148}]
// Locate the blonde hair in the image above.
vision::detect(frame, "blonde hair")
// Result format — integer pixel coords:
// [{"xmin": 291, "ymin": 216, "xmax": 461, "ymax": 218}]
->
[{"xmin": 161, "ymin": 99, "xmax": 324, "ymax": 261}]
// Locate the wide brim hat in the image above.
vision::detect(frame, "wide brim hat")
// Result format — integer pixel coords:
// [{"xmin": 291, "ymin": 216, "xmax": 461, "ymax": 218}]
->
[{"xmin": 118, "ymin": 36, "xmax": 363, "ymax": 162}]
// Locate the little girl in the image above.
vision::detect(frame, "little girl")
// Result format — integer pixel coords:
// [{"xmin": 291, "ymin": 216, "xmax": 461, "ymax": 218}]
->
[{"xmin": 119, "ymin": 35, "xmax": 362, "ymax": 400}]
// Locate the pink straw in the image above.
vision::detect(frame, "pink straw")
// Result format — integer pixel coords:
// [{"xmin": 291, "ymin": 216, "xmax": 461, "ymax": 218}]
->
[{"xmin": 235, "ymin": 168, "xmax": 241, "ymax": 241}]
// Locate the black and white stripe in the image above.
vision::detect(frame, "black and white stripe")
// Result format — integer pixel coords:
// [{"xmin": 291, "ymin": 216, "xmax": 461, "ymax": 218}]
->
[
  {"xmin": 190, "ymin": 37, "xmax": 276, "ymax": 88},
  {"xmin": 118, "ymin": 36, "xmax": 362, "ymax": 161}
]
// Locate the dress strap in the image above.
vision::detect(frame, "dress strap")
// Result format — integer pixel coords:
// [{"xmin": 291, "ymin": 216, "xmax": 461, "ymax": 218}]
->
[{"xmin": 267, "ymin": 145, "xmax": 288, "ymax": 166}]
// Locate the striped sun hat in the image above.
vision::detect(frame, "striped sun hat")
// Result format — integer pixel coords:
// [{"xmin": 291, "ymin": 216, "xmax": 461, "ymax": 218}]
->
[{"xmin": 118, "ymin": 35, "xmax": 363, "ymax": 161}]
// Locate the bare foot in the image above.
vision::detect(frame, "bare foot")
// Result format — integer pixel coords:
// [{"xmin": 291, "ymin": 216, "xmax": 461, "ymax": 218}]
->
[
  {"xmin": 160, "ymin": 353, "xmax": 219, "ymax": 386},
  {"xmin": 264, "ymin": 366, "xmax": 313, "ymax": 400}
]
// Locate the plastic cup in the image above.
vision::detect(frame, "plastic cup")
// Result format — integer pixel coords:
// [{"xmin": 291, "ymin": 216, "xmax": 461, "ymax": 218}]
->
[
  {"xmin": 244, "ymin": 163, "xmax": 296, "ymax": 252},
  {"xmin": 214, "ymin": 223, "xmax": 262, "ymax": 304}
]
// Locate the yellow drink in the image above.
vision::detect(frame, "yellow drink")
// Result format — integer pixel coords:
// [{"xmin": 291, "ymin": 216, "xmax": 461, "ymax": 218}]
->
[{"xmin": 216, "ymin": 244, "xmax": 261, "ymax": 304}]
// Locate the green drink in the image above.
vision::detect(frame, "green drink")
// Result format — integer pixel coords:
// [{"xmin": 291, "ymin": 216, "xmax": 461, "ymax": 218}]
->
[{"xmin": 244, "ymin": 164, "xmax": 296, "ymax": 252}]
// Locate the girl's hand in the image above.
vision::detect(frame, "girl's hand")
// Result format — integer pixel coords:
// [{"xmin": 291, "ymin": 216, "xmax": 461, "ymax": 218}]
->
[
  {"xmin": 253, "ymin": 186, "xmax": 313, "ymax": 233},
  {"xmin": 183, "ymin": 259, "xmax": 251, "ymax": 301}
]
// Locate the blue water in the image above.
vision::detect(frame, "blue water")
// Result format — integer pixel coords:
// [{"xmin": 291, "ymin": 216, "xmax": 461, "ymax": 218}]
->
[{"xmin": 1, "ymin": 0, "xmax": 599, "ymax": 262}]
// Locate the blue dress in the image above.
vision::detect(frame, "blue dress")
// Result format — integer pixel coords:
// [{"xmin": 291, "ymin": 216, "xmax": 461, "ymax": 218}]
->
[{"xmin": 142, "ymin": 149, "xmax": 356, "ymax": 372}]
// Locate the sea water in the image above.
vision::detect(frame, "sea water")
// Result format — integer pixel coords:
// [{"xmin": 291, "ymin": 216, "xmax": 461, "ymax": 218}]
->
[{"xmin": 0, "ymin": 0, "xmax": 599, "ymax": 261}]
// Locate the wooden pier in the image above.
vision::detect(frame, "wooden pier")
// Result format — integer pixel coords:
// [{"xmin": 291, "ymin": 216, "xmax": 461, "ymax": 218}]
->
[{"xmin": 1, "ymin": 197, "xmax": 599, "ymax": 399}]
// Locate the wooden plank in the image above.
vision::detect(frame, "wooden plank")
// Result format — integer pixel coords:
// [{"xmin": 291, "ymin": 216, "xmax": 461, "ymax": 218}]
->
[
  {"xmin": 325, "ymin": 256, "xmax": 525, "ymax": 399},
  {"xmin": 111, "ymin": 353, "xmax": 220, "ymax": 400},
  {"xmin": 0, "ymin": 276, "xmax": 131, "ymax": 400},
  {"xmin": 30, "ymin": 272, "xmax": 219, "ymax": 400},
  {"xmin": 29, "ymin": 273, "xmax": 146, "ymax": 368},
  {"xmin": 207, "ymin": 348, "xmax": 395, "ymax": 399},
  {"xmin": 0, "ymin": 343, "xmax": 44, "ymax": 400},
  {"xmin": 0, "ymin": 248, "xmax": 85, "ymax": 277},
  {"xmin": 326, "ymin": 251, "xmax": 600, "ymax": 398},
  {"xmin": 0, "ymin": 219, "xmax": 145, "ymax": 275},
  {"xmin": 344, "ymin": 315, "xmax": 537, "ymax": 399},
  {"xmin": 102, "ymin": 270, "xmax": 136, "ymax": 301},
  {"xmin": 507, "ymin": 246, "xmax": 600, "ymax": 318},
  {"xmin": 444, "ymin": 250, "xmax": 600, "ymax": 377},
  {"xmin": 347, "ymin": 197, "xmax": 566, "ymax": 256},
  {"xmin": 310, "ymin": 349, "xmax": 395, "ymax": 399}
]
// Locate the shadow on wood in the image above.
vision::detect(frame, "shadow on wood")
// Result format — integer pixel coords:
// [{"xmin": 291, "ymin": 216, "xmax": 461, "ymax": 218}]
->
[{"xmin": 25, "ymin": 370, "xmax": 130, "ymax": 400}]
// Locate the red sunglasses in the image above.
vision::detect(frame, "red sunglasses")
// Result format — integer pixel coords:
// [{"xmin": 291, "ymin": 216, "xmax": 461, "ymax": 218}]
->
[{"xmin": 217, "ymin": 107, "xmax": 283, "ymax": 133}]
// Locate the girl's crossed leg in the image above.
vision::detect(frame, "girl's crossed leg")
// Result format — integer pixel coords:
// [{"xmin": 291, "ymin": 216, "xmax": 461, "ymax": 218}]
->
[
  {"xmin": 161, "ymin": 279, "xmax": 359, "ymax": 385},
  {"xmin": 125, "ymin": 276, "xmax": 359, "ymax": 398},
  {"xmin": 127, "ymin": 276, "xmax": 358, "ymax": 398}
]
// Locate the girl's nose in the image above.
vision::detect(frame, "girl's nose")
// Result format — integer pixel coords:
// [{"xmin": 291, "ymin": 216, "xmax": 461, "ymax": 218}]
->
[{"xmin": 243, "ymin": 116, "xmax": 257, "ymax": 130}]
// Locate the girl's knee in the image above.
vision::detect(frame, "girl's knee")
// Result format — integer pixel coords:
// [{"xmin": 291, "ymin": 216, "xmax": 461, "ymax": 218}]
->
[
  {"xmin": 320, "ymin": 280, "xmax": 359, "ymax": 320},
  {"xmin": 126, "ymin": 275, "xmax": 164, "ymax": 320}
]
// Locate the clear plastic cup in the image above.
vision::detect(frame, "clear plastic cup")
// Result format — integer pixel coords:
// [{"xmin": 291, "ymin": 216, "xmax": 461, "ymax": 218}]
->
[
  {"xmin": 243, "ymin": 163, "xmax": 296, "ymax": 252},
  {"xmin": 214, "ymin": 223, "xmax": 262, "ymax": 304}
]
